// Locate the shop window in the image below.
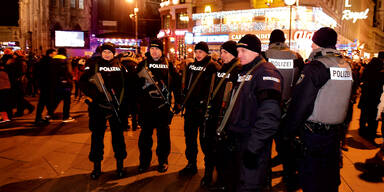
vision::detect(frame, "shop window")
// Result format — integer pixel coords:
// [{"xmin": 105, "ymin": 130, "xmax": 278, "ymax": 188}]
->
[
  {"xmin": 163, "ymin": 14, "xmax": 171, "ymax": 29},
  {"xmin": 79, "ymin": 0, "xmax": 84, "ymax": 9},
  {"xmin": 177, "ymin": 13, "xmax": 188, "ymax": 29},
  {"xmin": 71, "ymin": 0, "xmax": 76, "ymax": 8}
]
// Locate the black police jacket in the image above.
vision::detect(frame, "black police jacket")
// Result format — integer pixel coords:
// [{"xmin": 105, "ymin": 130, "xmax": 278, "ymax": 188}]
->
[
  {"xmin": 228, "ymin": 56, "xmax": 282, "ymax": 154},
  {"xmin": 184, "ymin": 56, "xmax": 220, "ymax": 110},
  {"xmin": 80, "ymin": 56, "xmax": 127, "ymax": 105},
  {"xmin": 137, "ymin": 55, "xmax": 181, "ymax": 112},
  {"xmin": 209, "ymin": 58, "xmax": 241, "ymax": 121}
]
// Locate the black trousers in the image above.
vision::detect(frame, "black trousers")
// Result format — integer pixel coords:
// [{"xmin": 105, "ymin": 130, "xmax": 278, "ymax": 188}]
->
[
  {"xmin": 359, "ymin": 104, "xmax": 379, "ymax": 139},
  {"xmin": 299, "ymin": 128, "xmax": 340, "ymax": 192},
  {"xmin": 138, "ymin": 107, "xmax": 170, "ymax": 165},
  {"xmin": 12, "ymin": 85, "xmax": 34, "ymax": 114},
  {"xmin": 88, "ymin": 104, "xmax": 127, "ymax": 162},
  {"xmin": 184, "ymin": 106, "xmax": 216, "ymax": 166},
  {"xmin": 226, "ymin": 133, "xmax": 271, "ymax": 192},
  {"xmin": 53, "ymin": 87, "xmax": 71, "ymax": 119},
  {"xmin": 35, "ymin": 88, "xmax": 54, "ymax": 120}
]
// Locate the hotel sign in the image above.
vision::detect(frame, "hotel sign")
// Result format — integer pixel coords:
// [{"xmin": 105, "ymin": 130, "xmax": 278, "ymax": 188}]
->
[{"xmin": 342, "ymin": 0, "xmax": 369, "ymax": 23}]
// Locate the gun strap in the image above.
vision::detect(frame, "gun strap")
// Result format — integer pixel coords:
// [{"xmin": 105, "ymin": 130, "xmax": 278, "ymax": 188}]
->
[
  {"xmin": 145, "ymin": 58, "xmax": 171, "ymax": 97},
  {"xmin": 206, "ymin": 73, "xmax": 217, "ymax": 108},
  {"xmin": 165, "ymin": 58, "xmax": 171, "ymax": 91},
  {"xmin": 211, "ymin": 59, "xmax": 239, "ymax": 101},
  {"xmin": 94, "ymin": 61, "xmax": 125, "ymax": 105},
  {"xmin": 217, "ymin": 59, "xmax": 264, "ymax": 134},
  {"xmin": 182, "ymin": 62, "xmax": 209, "ymax": 107}
]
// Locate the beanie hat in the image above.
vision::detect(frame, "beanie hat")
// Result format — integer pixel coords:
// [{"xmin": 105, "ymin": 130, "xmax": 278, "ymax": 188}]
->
[
  {"xmin": 100, "ymin": 42, "xmax": 116, "ymax": 54},
  {"xmin": 378, "ymin": 51, "xmax": 384, "ymax": 59},
  {"xmin": 221, "ymin": 41, "xmax": 238, "ymax": 57},
  {"xmin": 312, "ymin": 27, "xmax": 338, "ymax": 49},
  {"xmin": 237, "ymin": 34, "xmax": 261, "ymax": 53},
  {"xmin": 269, "ymin": 29, "xmax": 286, "ymax": 44},
  {"xmin": 194, "ymin": 41, "xmax": 209, "ymax": 54},
  {"xmin": 149, "ymin": 38, "xmax": 163, "ymax": 52}
]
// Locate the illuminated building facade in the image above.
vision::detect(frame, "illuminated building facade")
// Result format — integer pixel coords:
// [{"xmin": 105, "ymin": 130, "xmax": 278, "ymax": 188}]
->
[
  {"xmin": 19, "ymin": 0, "xmax": 92, "ymax": 55},
  {"xmin": 159, "ymin": 0, "xmax": 384, "ymax": 59}
]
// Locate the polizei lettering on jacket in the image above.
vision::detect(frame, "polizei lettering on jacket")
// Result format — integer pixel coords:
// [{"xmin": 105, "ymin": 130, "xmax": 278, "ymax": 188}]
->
[
  {"xmin": 217, "ymin": 72, "xmax": 230, "ymax": 78},
  {"xmin": 99, "ymin": 67, "xmax": 121, "ymax": 72},
  {"xmin": 148, "ymin": 64, "xmax": 168, "ymax": 69},
  {"xmin": 189, "ymin": 65, "xmax": 206, "ymax": 71},
  {"xmin": 330, "ymin": 67, "xmax": 353, "ymax": 80},
  {"xmin": 237, "ymin": 74, "xmax": 253, "ymax": 82},
  {"xmin": 268, "ymin": 58, "xmax": 294, "ymax": 69}
]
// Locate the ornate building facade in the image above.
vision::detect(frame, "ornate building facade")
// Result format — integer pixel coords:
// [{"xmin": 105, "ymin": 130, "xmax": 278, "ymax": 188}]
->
[
  {"xmin": 159, "ymin": 0, "xmax": 384, "ymax": 59},
  {"xmin": 19, "ymin": 0, "xmax": 91, "ymax": 55}
]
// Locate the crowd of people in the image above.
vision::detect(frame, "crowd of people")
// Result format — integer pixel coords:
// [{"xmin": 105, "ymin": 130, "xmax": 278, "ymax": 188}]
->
[{"xmin": 0, "ymin": 27, "xmax": 384, "ymax": 192}]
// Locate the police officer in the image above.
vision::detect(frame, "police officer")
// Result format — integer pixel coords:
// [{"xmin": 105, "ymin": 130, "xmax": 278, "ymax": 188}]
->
[
  {"xmin": 207, "ymin": 40, "xmax": 241, "ymax": 189},
  {"xmin": 179, "ymin": 42, "xmax": 220, "ymax": 179},
  {"xmin": 264, "ymin": 29, "xmax": 304, "ymax": 190},
  {"xmin": 283, "ymin": 27, "xmax": 353, "ymax": 192},
  {"xmin": 223, "ymin": 34, "xmax": 283, "ymax": 191},
  {"xmin": 136, "ymin": 39, "xmax": 181, "ymax": 173},
  {"xmin": 80, "ymin": 43, "xmax": 129, "ymax": 179}
]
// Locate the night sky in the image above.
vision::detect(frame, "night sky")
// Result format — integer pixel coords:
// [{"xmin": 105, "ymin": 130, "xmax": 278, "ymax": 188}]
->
[{"xmin": 0, "ymin": 0, "xmax": 19, "ymax": 26}]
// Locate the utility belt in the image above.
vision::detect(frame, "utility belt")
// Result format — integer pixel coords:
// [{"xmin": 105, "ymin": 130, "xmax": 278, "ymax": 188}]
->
[{"xmin": 304, "ymin": 121, "xmax": 341, "ymax": 135}]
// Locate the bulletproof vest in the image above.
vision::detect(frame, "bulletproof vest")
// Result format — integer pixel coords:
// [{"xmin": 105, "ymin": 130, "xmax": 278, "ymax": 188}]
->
[
  {"xmin": 265, "ymin": 43, "xmax": 298, "ymax": 101},
  {"xmin": 307, "ymin": 50, "xmax": 353, "ymax": 125}
]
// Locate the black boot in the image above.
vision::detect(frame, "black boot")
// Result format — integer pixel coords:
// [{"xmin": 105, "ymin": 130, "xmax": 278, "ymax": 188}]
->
[
  {"xmin": 200, "ymin": 166, "xmax": 213, "ymax": 187},
  {"xmin": 158, "ymin": 162, "xmax": 169, "ymax": 173},
  {"xmin": 178, "ymin": 162, "xmax": 198, "ymax": 176},
  {"xmin": 90, "ymin": 162, "xmax": 101, "ymax": 180},
  {"xmin": 116, "ymin": 159, "xmax": 125, "ymax": 178}
]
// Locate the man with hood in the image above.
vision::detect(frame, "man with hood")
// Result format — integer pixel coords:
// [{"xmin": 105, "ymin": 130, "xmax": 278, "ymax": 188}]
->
[
  {"xmin": 283, "ymin": 27, "xmax": 353, "ymax": 192},
  {"xmin": 179, "ymin": 41, "xmax": 220, "ymax": 180},
  {"xmin": 136, "ymin": 39, "xmax": 182, "ymax": 173},
  {"xmin": 50, "ymin": 48, "xmax": 74, "ymax": 122}
]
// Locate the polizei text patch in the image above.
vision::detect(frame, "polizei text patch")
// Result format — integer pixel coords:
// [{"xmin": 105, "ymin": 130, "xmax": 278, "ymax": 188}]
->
[{"xmin": 329, "ymin": 67, "xmax": 352, "ymax": 80}]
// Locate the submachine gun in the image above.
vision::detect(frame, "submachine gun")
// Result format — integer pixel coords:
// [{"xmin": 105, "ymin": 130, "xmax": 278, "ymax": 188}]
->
[
  {"xmin": 137, "ymin": 66, "xmax": 174, "ymax": 111},
  {"xmin": 89, "ymin": 72, "xmax": 121, "ymax": 122}
]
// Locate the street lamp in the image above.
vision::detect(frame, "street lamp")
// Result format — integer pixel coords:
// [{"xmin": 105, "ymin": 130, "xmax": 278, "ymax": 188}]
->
[
  {"xmin": 284, "ymin": 0, "xmax": 296, "ymax": 48},
  {"xmin": 126, "ymin": 0, "xmax": 139, "ymax": 54}
]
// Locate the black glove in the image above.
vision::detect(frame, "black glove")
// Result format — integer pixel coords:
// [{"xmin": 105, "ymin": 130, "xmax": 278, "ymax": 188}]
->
[{"xmin": 243, "ymin": 150, "xmax": 259, "ymax": 169}]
